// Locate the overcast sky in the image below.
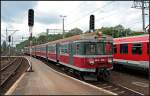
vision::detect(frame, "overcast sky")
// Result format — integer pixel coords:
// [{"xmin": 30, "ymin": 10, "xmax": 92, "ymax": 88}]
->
[{"xmin": 1, "ymin": 1, "xmax": 149, "ymax": 46}]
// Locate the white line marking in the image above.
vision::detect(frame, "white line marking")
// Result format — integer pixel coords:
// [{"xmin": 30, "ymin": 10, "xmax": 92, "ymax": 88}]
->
[
  {"xmin": 118, "ymin": 84, "xmax": 144, "ymax": 95},
  {"xmin": 132, "ymin": 82, "xmax": 148, "ymax": 88},
  {"xmin": 46, "ymin": 64, "xmax": 117, "ymax": 95},
  {"xmin": 5, "ymin": 73, "xmax": 26, "ymax": 95},
  {"xmin": 117, "ymin": 91, "xmax": 125, "ymax": 94},
  {"xmin": 103, "ymin": 86, "xmax": 112, "ymax": 88},
  {"xmin": 24, "ymin": 57, "xmax": 32, "ymax": 71},
  {"xmin": 102, "ymin": 84, "xmax": 108, "ymax": 86},
  {"xmin": 111, "ymin": 88, "xmax": 119, "ymax": 91}
]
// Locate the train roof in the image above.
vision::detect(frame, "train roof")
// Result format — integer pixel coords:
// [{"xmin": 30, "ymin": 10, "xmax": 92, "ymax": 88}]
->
[
  {"xmin": 32, "ymin": 32, "xmax": 113, "ymax": 47},
  {"xmin": 114, "ymin": 34, "xmax": 149, "ymax": 44}
]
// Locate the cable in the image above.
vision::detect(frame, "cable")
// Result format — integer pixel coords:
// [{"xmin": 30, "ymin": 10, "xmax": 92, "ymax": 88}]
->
[
  {"xmin": 66, "ymin": 2, "xmax": 86, "ymax": 15},
  {"xmin": 66, "ymin": 1, "xmax": 115, "ymax": 26}
]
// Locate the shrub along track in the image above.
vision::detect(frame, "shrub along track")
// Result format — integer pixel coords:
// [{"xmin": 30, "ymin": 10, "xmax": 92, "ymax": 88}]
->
[{"xmin": 0, "ymin": 57, "xmax": 29, "ymax": 95}]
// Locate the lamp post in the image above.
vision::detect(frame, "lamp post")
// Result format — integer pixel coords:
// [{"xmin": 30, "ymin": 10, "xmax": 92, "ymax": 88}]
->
[{"xmin": 60, "ymin": 15, "xmax": 66, "ymax": 39}]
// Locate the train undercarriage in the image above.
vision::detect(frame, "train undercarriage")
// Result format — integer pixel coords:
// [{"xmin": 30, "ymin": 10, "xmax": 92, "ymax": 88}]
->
[{"xmin": 56, "ymin": 63, "xmax": 111, "ymax": 82}]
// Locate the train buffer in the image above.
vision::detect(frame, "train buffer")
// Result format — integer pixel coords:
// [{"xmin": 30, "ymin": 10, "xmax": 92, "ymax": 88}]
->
[{"xmin": 5, "ymin": 56, "xmax": 117, "ymax": 95}]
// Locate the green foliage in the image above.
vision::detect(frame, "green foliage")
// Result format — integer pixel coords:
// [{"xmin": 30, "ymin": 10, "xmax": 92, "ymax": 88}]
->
[
  {"xmin": 129, "ymin": 32, "xmax": 145, "ymax": 36},
  {"xmin": 100, "ymin": 24, "xmax": 145, "ymax": 38},
  {"xmin": 16, "ymin": 28, "xmax": 83, "ymax": 51},
  {"xmin": 65, "ymin": 28, "xmax": 83, "ymax": 38},
  {"xmin": 16, "ymin": 25, "xmax": 147, "ymax": 51}
]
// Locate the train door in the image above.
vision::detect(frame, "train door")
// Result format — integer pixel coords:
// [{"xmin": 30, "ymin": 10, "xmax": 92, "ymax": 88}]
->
[
  {"xmin": 34, "ymin": 47, "xmax": 36, "ymax": 56},
  {"xmin": 46, "ymin": 45, "xmax": 48, "ymax": 59},
  {"xmin": 56, "ymin": 43, "xmax": 60, "ymax": 62},
  {"xmin": 69, "ymin": 42, "xmax": 74, "ymax": 65}
]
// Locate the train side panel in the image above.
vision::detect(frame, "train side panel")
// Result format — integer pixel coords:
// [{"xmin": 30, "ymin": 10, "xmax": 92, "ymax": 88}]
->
[{"xmin": 113, "ymin": 35, "xmax": 149, "ymax": 70}]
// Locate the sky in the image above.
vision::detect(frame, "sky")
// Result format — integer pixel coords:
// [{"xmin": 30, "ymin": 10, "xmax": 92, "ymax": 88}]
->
[{"xmin": 1, "ymin": 1, "xmax": 149, "ymax": 46}]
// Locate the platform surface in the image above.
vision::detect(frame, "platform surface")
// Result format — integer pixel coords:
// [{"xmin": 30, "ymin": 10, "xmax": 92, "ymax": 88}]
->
[{"xmin": 7, "ymin": 56, "xmax": 115, "ymax": 95}]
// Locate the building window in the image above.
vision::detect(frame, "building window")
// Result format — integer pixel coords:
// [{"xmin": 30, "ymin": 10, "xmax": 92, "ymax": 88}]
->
[
  {"xmin": 113, "ymin": 45, "xmax": 117, "ymax": 54},
  {"xmin": 132, "ymin": 43, "xmax": 142, "ymax": 54},
  {"xmin": 120, "ymin": 44, "xmax": 128, "ymax": 54}
]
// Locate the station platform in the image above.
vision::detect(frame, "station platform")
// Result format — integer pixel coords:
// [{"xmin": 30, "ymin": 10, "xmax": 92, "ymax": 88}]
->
[{"xmin": 6, "ymin": 56, "xmax": 116, "ymax": 95}]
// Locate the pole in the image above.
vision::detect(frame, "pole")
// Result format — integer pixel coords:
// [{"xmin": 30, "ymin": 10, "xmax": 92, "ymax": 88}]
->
[
  {"xmin": 46, "ymin": 29, "xmax": 49, "ymax": 42},
  {"xmin": 6, "ymin": 27, "xmax": 8, "ymax": 47},
  {"xmin": 12, "ymin": 36, "xmax": 13, "ymax": 55},
  {"xmin": 60, "ymin": 15, "xmax": 66, "ymax": 39},
  {"xmin": 142, "ymin": 0, "xmax": 145, "ymax": 32},
  {"xmin": 62, "ymin": 18, "xmax": 64, "ymax": 38},
  {"xmin": 29, "ymin": 26, "xmax": 33, "ymax": 72},
  {"xmin": 22, "ymin": 36, "xmax": 23, "ymax": 42},
  {"xmin": 9, "ymin": 41, "xmax": 10, "ymax": 56}
]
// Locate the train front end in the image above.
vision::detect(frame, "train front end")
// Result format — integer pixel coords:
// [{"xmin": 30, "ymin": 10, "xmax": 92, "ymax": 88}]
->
[{"xmin": 74, "ymin": 34, "xmax": 113, "ymax": 81}]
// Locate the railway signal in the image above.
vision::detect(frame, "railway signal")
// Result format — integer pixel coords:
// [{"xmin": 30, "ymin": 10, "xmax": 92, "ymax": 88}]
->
[
  {"xmin": 28, "ymin": 9, "xmax": 34, "ymax": 26},
  {"xmin": 8, "ymin": 35, "xmax": 11, "ymax": 42},
  {"xmin": 89, "ymin": 15, "xmax": 95, "ymax": 32},
  {"xmin": 28, "ymin": 9, "xmax": 34, "ymax": 72}
]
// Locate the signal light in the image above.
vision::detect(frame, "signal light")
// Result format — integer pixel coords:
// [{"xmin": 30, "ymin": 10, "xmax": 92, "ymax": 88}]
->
[
  {"xmin": 8, "ymin": 35, "xmax": 11, "ymax": 42},
  {"xmin": 89, "ymin": 15, "xmax": 95, "ymax": 32},
  {"xmin": 28, "ymin": 9, "xmax": 34, "ymax": 26}
]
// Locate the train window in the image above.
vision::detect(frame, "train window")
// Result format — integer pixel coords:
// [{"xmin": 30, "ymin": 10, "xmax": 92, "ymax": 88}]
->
[
  {"xmin": 48, "ymin": 45, "xmax": 56, "ymax": 53},
  {"xmin": 60, "ymin": 44, "xmax": 68, "ymax": 54},
  {"xmin": 113, "ymin": 45, "xmax": 117, "ymax": 54},
  {"xmin": 120, "ymin": 44, "xmax": 128, "ymax": 54},
  {"xmin": 132, "ymin": 43, "xmax": 142, "ymax": 54},
  {"xmin": 97, "ymin": 42, "xmax": 104, "ymax": 55},
  {"xmin": 147, "ymin": 43, "xmax": 149, "ymax": 55},
  {"xmin": 105, "ymin": 42, "xmax": 113, "ymax": 54},
  {"xmin": 85, "ymin": 43, "xmax": 96, "ymax": 55},
  {"xmin": 75, "ymin": 44, "xmax": 80, "ymax": 54}
]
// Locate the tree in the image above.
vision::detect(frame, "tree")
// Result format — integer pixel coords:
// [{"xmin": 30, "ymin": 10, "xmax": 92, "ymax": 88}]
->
[
  {"xmin": 65, "ymin": 28, "xmax": 83, "ymax": 37},
  {"xmin": 37, "ymin": 35, "xmax": 47, "ymax": 44},
  {"xmin": 100, "ymin": 24, "xmax": 135, "ymax": 38}
]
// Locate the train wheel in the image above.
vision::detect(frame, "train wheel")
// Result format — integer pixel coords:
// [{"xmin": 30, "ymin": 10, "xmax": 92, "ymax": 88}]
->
[
  {"xmin": 79, "ymin": 72, "xmax": 84, "ymax": 80},
  {"xmin": 97, "ymin": 75, "xmax": 102, "ymax": 81},
  {"xmin": 96, "ymin": 70, "xmax": 103, "ymax": 81},
  {"xmin": 102, "ymin": 69, "xmax": 110, "ymax": 82},
  {"xmin": 97, "ymin": 69, "xmax": 110, "ymax": 82},
  {"xmin": 118, "ymin": 64, "xmax": 123, "ymax": 71}
]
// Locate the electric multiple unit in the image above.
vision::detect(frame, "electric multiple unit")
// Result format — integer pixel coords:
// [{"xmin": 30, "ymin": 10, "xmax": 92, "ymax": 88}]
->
[
  {"xmin": 24, "ymin": 33, "xmax": 113, "ymax": 81},
  {"xmin": 113, "ymin": 34, "xmax": 149, "ymax": 71}
]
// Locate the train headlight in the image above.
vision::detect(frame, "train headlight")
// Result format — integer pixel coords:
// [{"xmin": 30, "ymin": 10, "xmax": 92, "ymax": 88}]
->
[
  {"xmin": 88, "ymin": 59, "xmax": 95, "ymax": 65},
  {"xmin": 94, "ymin": 59, "xmax": 99, "ymax": 62},
  {"xmin": 108, "ymin": 59, "xmax": 112, "ymax": 63},
  {"xmin": 100, "ymin": 58, "xmax": 105, "ymax": 62}
]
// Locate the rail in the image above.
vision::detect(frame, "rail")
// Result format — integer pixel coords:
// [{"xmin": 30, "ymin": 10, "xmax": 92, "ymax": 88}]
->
[{"xmin": 0, "ymin": 58, "xmax": 23, "ymax": 86}]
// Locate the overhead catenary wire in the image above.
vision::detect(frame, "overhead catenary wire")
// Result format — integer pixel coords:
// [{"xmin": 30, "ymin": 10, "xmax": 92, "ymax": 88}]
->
[{"xmin": 66, "ymin": 1, "xmax": 115, "ymax": 27}]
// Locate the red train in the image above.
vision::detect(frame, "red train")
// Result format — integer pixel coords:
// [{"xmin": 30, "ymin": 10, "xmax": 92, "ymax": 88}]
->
[
  {"xmin": 24, "ymin": 32, "xmax": 113, "ymax": 81},
  {"xmin": 113, "ymin": 34, "xmax": 149, "ymax": 71}
]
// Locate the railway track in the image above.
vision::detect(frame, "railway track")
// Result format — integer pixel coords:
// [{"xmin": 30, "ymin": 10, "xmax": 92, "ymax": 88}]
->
[
  {"xmin": 0, "ymin": 57, "xmax": 30, "ymax": 95},
  {"xmin": 0, "ymin": 58, "xmax": 23, "ymax": 86},
  {"xmin": 1, "ymin": 58, "xmax": 17, "ymax": 71},
  {"xmin": 37, "ymin": 57, "xmax": 148, "ymax": 96},
  {"xmin": 85, "ymin": 80, "xmax": 144, "ymax": 95}
]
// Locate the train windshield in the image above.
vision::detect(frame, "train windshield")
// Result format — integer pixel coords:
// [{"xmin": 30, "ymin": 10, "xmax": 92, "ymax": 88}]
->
[{"xmin": 84, "ymin": 42, "xmax": 112, "ymax": 55}]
